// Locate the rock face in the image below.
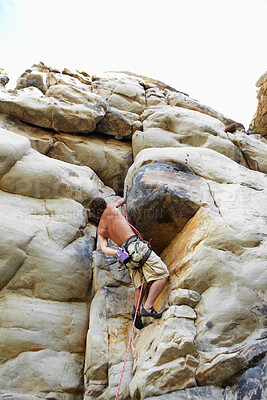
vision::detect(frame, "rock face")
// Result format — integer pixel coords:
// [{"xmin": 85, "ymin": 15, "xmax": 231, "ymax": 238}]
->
[
  {"xmin": 0, "ymin": 63, "xmax": 266, "ymax": 400},
  {"xmin": 250, "ymin": 71, "xmax": 267, "ymax": 138}
]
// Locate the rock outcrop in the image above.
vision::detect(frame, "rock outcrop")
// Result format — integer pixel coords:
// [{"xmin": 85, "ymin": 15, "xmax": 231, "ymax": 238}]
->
[
  {"xmin": 0, "ymin": 62, "xmax": 266, "ymax": 400},
  {"xmin": 250, "ymin": 71, "xmax": 267, "ymax": 138}
]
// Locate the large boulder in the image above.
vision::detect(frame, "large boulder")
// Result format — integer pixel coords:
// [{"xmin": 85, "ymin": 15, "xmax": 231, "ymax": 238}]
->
[
  {"xmin": 125, "ymin": 160, "xmax": 207, "ymax": 253},
  {"xmin": 0, "ymin": 85, "xmax": 108, "ymax": 133}
]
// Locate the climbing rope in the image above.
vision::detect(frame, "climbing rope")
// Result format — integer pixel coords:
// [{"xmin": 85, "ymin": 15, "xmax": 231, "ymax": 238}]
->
[
  {"xmin": 121, "ymin": 185, "xmax": 147, "ymax": 242},
  {"xmin": 115, "ymin": 187, "xmax": 149, "ymax": 398},
  {"xmin": 115, "ymin": 276, "xmax": 145, "ymax": 400}
]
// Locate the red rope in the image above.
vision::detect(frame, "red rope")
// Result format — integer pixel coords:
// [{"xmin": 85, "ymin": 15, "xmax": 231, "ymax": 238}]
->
[
  {"xmin": 121, "ymin": 198, "xmax": 143, "ymax": 240},
  {"xmin": 115, "ymin": 277, "xmax": 145, "ymax": 400}
]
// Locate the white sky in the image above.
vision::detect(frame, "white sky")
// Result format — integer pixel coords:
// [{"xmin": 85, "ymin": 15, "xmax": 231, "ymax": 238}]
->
[{"xmin": 0, "ymin": 0, "xmax": 266, "ymax": 129}]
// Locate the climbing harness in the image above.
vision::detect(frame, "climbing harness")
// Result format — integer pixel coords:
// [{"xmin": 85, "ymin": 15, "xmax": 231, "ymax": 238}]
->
[
  {"xmin": 115, "ymin": 276, "xmax": 145, "ymax": 400},
  {"xmin": 118, "ymin": 186, "xmax": 152, "ymax": 270}
]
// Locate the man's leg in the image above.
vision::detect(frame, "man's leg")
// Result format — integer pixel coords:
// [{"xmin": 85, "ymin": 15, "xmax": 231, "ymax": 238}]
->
[
  {"xmin": 134, "ymin": 282, "xmax": 147, "ymax": 311},
  {"xmin": 132, "ymin": 283, "xmax": 147, "ymax": 330},
  {"xmin": 143, "ymin": 276, "xmax": 168, "ymax": 311}
]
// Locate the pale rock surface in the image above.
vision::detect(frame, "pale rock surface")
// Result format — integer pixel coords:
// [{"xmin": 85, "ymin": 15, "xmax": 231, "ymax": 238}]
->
[
  {"xmin": 0, "ymin": 112, "xmax": 54, "ymax": 154},
  {"xmin": 146, "ymin": 353, "xmax": 267, "ymax": 399},
  {"xmin": 0, "ymin": 128, "xmax": 117, "ymax": 399},
  {"xmin": 0, "ymin": 113, "xmax": 132, "ymax": 193},
  {"xmin": 92, "ymin": 72, "xmax": 146, "ymax": 115},
  {"xmin": 0, "ymin": 294, "xmax": 89, "ymax": 361},
  {"xmin": 229, "ymin": 129, "xmax": 267, "ymax": 173},
  {"xmin": 0, "ymin": 65, "xmax": 266, "ymax": 400},
  {"xmin": 84, "ymin": 244, "xmax": 134, "ymax": 399},
  {"xmin": 125, "ymin": 146, "xmax": 267, "ymax": 395},
  {"xmin": 133, "ymin": 105, "xmax": 246, "ymax": 164},
  {"xmin": 168, "ymin": 288, "xmax": 201, "ymax": 308},
  {"xmin": 250, "ymin": 71, "xmax": 267, "ymax": 137},
  {"xmin": 146, "ymin": 85, "xmax": 167, "ymax": 107},
  {"xmin": 165, "ymin": 89, "xmax": 244, "ymax": 128},
  {"xmin": 0, "ymin": 85, "xmax": 108, "ymax": 133},
  {"xmin": 96, "ymin": 106, "xmax": 142, "ymax": 140},
  {"xmin": 0, "ymin": 68, "xmax": 9, "ymax": 89},
  {"xmin": 16, "ymin": 62, "xmax": 92, "ymax": 93},
  {"xmin": 130, "ymin": 305, "xmax": 198, "ymax": 399},
  {"xmin": 0, "ymin": 126, "xmax": 31, "ymax": 177},
  {"xmin": 0, "ymin": 349, "xmax": 84, "ymax": 397},
  {"xmin": 0, "ymin": 130, "xmax": 113, "ymax": 202},
  {"xmin": 48, "ymin": 133, "xmax": 132, "ymax": 194}
]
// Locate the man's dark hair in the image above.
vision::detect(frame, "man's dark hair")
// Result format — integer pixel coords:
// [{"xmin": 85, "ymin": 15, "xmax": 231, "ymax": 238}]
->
[{"xmin": 89, "ymin": 197, "xmax": 107, "ymax": 219}]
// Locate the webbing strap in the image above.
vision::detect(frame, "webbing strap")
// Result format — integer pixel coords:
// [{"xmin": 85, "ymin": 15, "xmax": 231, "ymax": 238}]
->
[{"xmin": 139, "ymin": 247, "xmax": 152, "ymax": 267}]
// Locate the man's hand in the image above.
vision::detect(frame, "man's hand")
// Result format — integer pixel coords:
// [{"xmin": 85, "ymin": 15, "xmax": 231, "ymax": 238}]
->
[{"xmin": 113, "ymin": 197, "xmax": 126, "ymax": 208}]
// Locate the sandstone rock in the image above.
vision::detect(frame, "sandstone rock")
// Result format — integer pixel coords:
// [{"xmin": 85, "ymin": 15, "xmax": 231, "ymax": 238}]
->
[
  {"xmin": 196, "ymin": 352, "xmax": 247, "ymax": 386},
  {"xmin": 0, "ymin": 112, "xmax": 54, "ymax": 154},
  {"xmin": 84, "ymin": 246, "xmax": 134, "ymax": 400},
  {"xmin": 229, "ymin": 130, "xmax": 267, "ymax": 173},
  {"xmin": 125, "ymin": 147, "xmax": 266, "ymax": 191},
  {"xmin": 92, "ymin": 72, "xmax": 146, "ymax": 115},
  {"xmin": 133, "ymin": 105, "xmax": 245, "ymax": 164},
  {"xmin": 96, "ymin": 106, "xmax": 141, "ymax": 140},
  {"xmin": 125, "ymin": 156, "xmax": 211, "ymax": 253},
  {"xmin": 250, "ymin": 71, "xmax": 267, "ymax": 138},
  {"xmin": 146, "ymin": 353, "xmax": 267, "ymax": 400},
  {"xmin": 168, "ymin": 288, "xmax": 201, "ymax": 308},
  {"xmin": 48, "ymin": 132, "xmax": 132, "ymax": 194},
  {"xmin": 0, "ymin": 350, "xmax": 84, "ymax": 396},
  {"xmin": 0, "ymin": 130, "xmax": 113, "ymax": 202},
  {"xmin": 146, "ymin": 355, "xmax": 267, "ymax": 399},
  {"xmin": 0, "ymin": 68, "xmax": 9, "ymax": 88},
  {"xmin": 0, "ymin": 85, "xmax": 108, "ymax": 133},
  {"xmin": 0, "ymin": 127, "xmax": 104, "ymax": 399},
  {"xmin": 0, "ymin": 294, "xmax": 89, "ymax": 362},
  {"xmin": 130, "ymin": 311, "xmax": 198, "ymax": 399},
  {"xmin": 0, "ymin": 190, "xmax": 95, "ymax": 301},
  {"xmin": 16, "ymin": 62, "xmax": 92, "ymax": 93},
  {"xmin": 1, "ymin": 65, "xmax": 266, "ymax": 400},
  {"xmin": 125, "ymin": 146, "xmax": 267, "ymax": 391},
  {"xmin": 146, "ymin": 86, "xmax": 167, "ymax": 107},
  {"xmin": 146, "ymin": 386, "xmax": 225, "ymax": 400},
  {"xmin": 166, "ymin": 89, "xmax": 244, "ymax": 129},
  {"xmin": 0, "ymin": 126, "xmax": 31, "ymax": 177},
  {"xmin": 0, "ymin": 114, "xmax": 132, "ymax": 194}
]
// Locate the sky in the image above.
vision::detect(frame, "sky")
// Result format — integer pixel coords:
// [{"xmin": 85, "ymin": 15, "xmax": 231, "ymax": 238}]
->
[{"xmin": 0, "ymin": 0, "xmax": 266, "ymax": 129}]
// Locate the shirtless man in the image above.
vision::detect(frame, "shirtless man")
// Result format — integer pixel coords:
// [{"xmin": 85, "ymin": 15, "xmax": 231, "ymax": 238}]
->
[{"xmin": 89, "ymin": 196, "xmax": 169, "ymax": 329}]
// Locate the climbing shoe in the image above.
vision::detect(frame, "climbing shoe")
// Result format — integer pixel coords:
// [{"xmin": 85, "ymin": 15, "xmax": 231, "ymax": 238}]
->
[
  {"xmin": 131, "ymin": 306, "xmax": 144, "ymax": 330},
  {"xmin": 141, "ymin": 305, "xmax": 162, "ymax": 319}
]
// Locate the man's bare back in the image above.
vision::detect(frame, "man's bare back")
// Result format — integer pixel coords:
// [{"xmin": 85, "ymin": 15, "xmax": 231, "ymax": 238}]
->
[{"xmin": 98, "ymin": 199, "xmax": 135, "ymax": 246}]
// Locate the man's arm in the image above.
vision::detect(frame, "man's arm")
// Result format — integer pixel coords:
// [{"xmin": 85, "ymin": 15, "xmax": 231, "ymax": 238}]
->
[{"xmin": 98, "ymin": 233, "xmax": 118, "ymax": 256}]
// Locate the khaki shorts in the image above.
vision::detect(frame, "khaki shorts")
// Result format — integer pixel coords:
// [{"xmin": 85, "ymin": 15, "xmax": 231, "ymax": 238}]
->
[{"xmin": 125, "ymin": 239, "xmax": 170, "ymax": 288}]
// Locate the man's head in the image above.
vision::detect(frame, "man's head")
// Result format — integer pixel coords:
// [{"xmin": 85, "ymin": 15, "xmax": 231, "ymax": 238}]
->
[{"xmin": 89, "ymin": 197, "xmax": 107, "ymax": 220}]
